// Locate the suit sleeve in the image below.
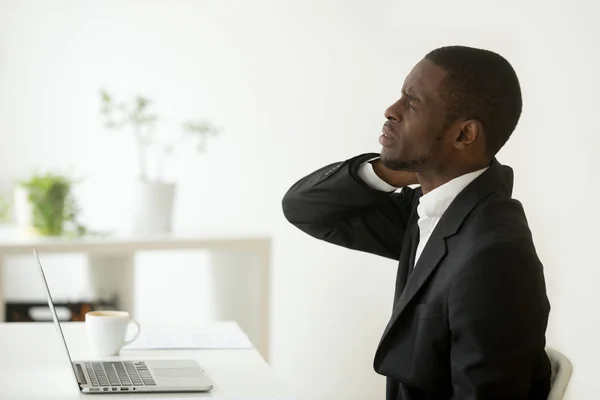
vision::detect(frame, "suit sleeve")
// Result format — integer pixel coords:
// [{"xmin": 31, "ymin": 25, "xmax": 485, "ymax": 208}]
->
[
  {"xmin": 448, "ymin": 239, "xmax": 550, "ymax": 399},
  {"xmin": 281, "ymin": 153, "xmax": 417, "ymax": 260}
]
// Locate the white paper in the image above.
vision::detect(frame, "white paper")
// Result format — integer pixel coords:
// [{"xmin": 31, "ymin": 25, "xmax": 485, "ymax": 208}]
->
[
  {"xmin": 168, "ymin": 397, "xmax": 297, "ymax": 400},
  {"xmin": 166, "ymin": 397, "xmax": 296, "ymax": 400},
  {"xmin": 212, "ymin": 398, "xmax": 297, "ymax": 400},
  {"xmin": 123, "ymin": 329, "xmax": 253, "ymax": 350}
]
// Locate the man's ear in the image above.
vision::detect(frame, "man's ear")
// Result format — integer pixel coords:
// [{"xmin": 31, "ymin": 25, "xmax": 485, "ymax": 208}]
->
[{"xmin": 454, "ymin": 120, "xmax": 483, "ymax": 149}]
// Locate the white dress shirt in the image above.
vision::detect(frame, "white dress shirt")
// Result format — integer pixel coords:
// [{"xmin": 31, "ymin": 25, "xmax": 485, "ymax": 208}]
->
[{"xmin": 357, "ymin": 160, "xmax": 488, "ymax": 266}]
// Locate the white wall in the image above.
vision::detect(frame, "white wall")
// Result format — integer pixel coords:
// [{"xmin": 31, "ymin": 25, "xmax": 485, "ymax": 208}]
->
[{"xmin": 1, "ymin": 0, "xmax": 599, "ymax": 399}]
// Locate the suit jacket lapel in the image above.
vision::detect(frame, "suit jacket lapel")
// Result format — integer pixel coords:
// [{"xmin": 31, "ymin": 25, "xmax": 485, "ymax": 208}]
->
[
  {"xmin": 376, "ymin": 225, "xmax": 448, "ymax": 352},
  {"xmin": 375, "ymin": 159, "xmax": 513, "ymax": 360}
]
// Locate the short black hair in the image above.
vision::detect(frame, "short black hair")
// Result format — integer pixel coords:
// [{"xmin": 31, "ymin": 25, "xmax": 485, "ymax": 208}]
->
[{"xmin": 425, "ymin": 45, "xmax": 522, "ymax": 156}]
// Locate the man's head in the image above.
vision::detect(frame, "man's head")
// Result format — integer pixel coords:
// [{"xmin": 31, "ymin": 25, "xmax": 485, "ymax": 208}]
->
[{"xmin": 380, "ymin": 45, "xmax": 522, "ymax": 173}]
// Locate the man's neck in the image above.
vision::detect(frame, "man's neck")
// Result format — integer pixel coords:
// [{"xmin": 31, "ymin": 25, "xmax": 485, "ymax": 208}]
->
[{"xmin": 417, "ymin": 163, "xmax": 489, "ymax": 195}]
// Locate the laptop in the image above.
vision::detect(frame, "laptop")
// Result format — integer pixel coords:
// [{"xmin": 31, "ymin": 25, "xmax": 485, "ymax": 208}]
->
[{"xmin": 33, "ymin": 249, "xmax": 214, "ymax": 394}]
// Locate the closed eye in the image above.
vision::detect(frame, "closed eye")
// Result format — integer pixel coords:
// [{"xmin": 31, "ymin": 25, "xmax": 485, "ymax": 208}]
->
[{"xmin": 401, "ymin": 90, "xmax": 417, "ymax": 110}]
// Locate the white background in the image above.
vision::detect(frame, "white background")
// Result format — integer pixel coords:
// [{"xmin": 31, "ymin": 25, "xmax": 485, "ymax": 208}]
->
[{"xmin": 1, "ymin": 0, "xmax": 598, "ymax": 399}]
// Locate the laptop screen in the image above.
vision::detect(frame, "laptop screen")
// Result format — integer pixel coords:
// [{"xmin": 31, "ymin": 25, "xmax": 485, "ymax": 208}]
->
[{"xmin": 33, "ymin": 249, "xmax": 81, "ymax": 390}]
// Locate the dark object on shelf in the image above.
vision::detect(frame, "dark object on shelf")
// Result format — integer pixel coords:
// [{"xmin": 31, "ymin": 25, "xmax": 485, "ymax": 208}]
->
[{"xmin": 5, "ymin": 299, "xmax": 118, "ymax": 322}]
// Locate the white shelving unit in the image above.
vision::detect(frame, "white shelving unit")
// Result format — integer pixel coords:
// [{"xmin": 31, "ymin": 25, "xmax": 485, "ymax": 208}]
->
[{"xmin": 0, "ymin": 231, "xmax": 272, "ymax": 359}]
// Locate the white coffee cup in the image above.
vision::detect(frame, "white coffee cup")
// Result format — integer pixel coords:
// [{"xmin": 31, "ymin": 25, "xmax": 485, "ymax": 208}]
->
[{"xmin": 85, "ymin": 311, "xmax": 140, "ymax": 356}]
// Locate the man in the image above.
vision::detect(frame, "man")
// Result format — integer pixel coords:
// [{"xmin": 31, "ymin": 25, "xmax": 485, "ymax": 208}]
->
[{"xmin": 282, "ymin": 46, "xmax": 551, "ymax": 400}]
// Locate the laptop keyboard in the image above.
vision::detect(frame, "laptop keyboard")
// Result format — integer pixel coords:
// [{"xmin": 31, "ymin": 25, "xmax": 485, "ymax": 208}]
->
[{"xmin": 84, "ymin": 361, "xmax": 156, "ymax": 387}]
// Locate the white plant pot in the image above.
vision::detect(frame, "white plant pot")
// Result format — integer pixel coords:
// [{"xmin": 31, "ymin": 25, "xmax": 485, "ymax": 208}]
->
[
  {"xmin": 130, "ymin": 180, "xmax": 176, "ymax": 235},
  {"xmin": 13, "ymin": 186, "xmax": 37, "ymax": 237}
]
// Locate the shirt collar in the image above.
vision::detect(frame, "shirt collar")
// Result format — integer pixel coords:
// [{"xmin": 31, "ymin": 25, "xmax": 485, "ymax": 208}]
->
[{"xmin": 417, "ymin": 167, "xmax": 489, "ymax": 219}]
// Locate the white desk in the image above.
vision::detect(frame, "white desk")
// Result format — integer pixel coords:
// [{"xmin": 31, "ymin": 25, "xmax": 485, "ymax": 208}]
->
[
  {"xmin": 0, "ymin": 232, "xmax": 272, "ymax": 359},
  {"xmin": 0, "ymin": 321, "xmax": 291, "ymax": 399}
]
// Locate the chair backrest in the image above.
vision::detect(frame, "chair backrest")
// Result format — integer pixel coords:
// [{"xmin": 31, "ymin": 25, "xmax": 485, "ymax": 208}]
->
[{"xmin": 546, "ymin": 347, "xmax": 573, "ymax": 400}]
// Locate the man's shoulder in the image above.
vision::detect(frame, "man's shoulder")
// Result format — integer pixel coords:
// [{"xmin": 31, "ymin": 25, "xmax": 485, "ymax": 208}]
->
[
  {"xmin": 464, "ymin": 193, "xmax": 535, "ymax": 246},
  {"xmin": 454, "ymin": 201, "xmax": 543, "ymax": 278}
]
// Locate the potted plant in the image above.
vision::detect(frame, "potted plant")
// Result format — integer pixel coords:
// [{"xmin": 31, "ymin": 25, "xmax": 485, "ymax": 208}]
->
[
  {"xmin": 99, "ymin": 90, "xmax": 219, "ymax": 234},
  {"xmin": 13, "ymin": 172, "xmax": 86, "ymax": 237}
]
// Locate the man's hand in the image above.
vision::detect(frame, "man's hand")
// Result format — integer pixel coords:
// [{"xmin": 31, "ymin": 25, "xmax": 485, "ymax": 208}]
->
[{"xmin": 371, "ymin": 159, "xmax": 419, "ymax": 187}]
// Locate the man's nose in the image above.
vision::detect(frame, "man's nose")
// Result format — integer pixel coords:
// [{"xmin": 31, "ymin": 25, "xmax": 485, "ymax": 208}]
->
[{"xmin": 384, "ymin": 101, "xmax": 403, "ymax": 122}]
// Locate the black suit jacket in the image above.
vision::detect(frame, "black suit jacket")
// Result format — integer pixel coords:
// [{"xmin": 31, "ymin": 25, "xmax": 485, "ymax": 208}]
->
[{"xmin": 282, "ymin": 153, "xmax": 551, "ymax": 400}]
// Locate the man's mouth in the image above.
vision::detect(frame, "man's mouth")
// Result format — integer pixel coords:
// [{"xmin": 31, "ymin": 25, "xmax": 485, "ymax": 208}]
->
[
  {"xmin": 382, "ymin": 123, "xmax": 398, "ymax": 140},
  {"xmin": 379, "ymin": 123, "xmax": 398, "ymax": 147}
]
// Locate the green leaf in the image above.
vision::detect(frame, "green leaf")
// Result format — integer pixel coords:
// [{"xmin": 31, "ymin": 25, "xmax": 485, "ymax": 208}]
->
[{"xmin": 100, "ymin": 89, "xmax": 112, "ymax": 104}]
